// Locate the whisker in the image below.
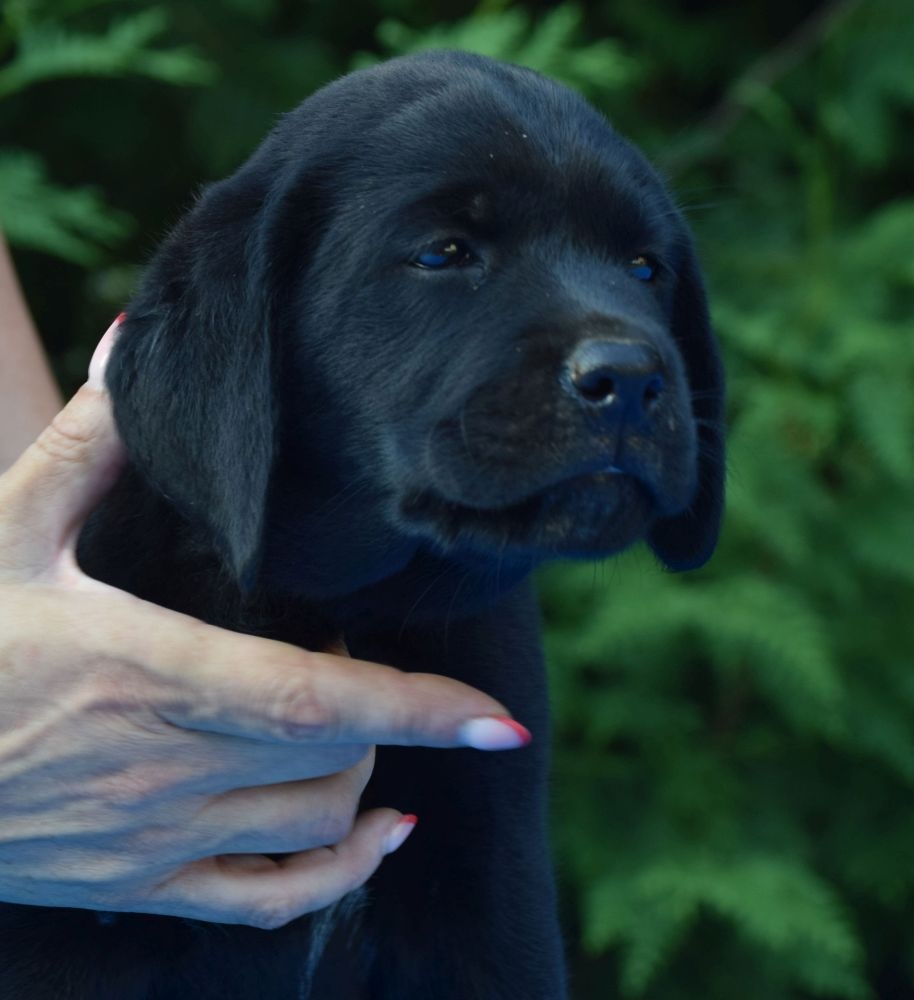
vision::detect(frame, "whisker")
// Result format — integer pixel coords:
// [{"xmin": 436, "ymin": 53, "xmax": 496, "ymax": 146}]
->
[{"xmin": 398, "ymin": 566, "xmax": 452, "ymax": 642}]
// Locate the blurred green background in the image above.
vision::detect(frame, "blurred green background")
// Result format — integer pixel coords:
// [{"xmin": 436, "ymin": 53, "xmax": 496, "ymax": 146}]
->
[{"xmin": 3, "ymin": 0, "xmax": 913, "ymax": 996}]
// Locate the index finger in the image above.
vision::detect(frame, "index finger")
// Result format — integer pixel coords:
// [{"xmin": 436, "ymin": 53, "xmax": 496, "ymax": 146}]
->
[{"xmin": 105, "ymin": 597, "xmax": 527, "ymax": 750}]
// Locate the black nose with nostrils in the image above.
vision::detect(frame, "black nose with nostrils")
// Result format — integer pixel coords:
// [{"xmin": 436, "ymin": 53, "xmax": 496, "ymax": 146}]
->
[{"xmin": 564, "ymin": 339, "xmax": 666, "ymax": 422}]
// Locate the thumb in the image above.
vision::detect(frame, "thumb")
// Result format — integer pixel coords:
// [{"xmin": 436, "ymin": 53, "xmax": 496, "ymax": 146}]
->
[{"xmin": 0, "ymin": 316, "xmax": 126, "ymax": 578}]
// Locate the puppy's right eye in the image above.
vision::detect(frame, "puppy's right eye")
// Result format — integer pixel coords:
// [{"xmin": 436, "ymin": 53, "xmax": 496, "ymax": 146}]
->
[
  {"xmin": 627, "ymin": 255, "xmax": 656, "ymax": 281},
  {"xmin": 413, "ymin": 240, "xmax": 472, "ymax": 269}
]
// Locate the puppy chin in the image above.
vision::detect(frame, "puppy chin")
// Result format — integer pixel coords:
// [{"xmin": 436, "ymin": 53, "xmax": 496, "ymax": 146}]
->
[{"xmin": 396, "ymin": 471, "xmax": 658, "ymax": 563}]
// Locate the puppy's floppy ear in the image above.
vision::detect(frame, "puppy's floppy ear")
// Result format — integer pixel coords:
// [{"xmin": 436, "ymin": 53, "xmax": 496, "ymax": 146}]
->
[
  {"xmin": 106, "ymin": 177, "xmax": 277, "ymax": 585},
  {"xmin": 648, "ymin": 238, "xmax": 726, "ymax": 571}
]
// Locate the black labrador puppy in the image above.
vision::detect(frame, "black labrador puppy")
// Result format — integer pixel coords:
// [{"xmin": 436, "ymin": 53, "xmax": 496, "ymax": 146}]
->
[{"xmin": 2, "ymin": 51, "xmax": 725, "ymax": 999}]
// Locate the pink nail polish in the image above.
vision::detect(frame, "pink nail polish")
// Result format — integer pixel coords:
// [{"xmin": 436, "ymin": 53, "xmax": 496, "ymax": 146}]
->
[
  {"xmin": 88, "ymin": 313, "xmax": 125, "ymax": 389},
  {"xmin": 458, "ymin": 717, "xmax": 532, "ymax": 750},
  {"xmin": 383, "ymin": 815, "xmax": 418, "ymax": 855}
]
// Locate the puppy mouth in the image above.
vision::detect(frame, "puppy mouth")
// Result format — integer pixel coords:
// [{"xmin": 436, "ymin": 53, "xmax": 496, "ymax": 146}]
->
[{"xmin": 397, "ymin": 466, "xmax": 657, "ymax": 559}]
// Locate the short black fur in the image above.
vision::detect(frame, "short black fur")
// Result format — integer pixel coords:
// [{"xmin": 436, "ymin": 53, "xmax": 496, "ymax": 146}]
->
[{"xmin": 0, "ymin": 51, "xmax": 725, "ymax": 999}]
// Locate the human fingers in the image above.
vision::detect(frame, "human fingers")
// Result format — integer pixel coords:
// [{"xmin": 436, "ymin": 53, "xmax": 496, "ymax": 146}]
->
[
  {"xmin": 122, "ymin": 608, "xmax": 530, "ymax": 750},
  {"xmin": 183, "ymin": 748, "xmax": 376, "ymax": 856},
  {"xmin": 140, "ymin": 807, "xmax": 415, "ymax": 927},
  {"xmin": 0, "ymin": 316, "xmax": 125, "ymax": 580}
]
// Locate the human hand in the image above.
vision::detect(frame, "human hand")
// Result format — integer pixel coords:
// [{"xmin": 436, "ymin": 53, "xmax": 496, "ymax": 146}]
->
[{"xmin": 0, "ymin": 318, "xmax": 528, "ymax": 928}]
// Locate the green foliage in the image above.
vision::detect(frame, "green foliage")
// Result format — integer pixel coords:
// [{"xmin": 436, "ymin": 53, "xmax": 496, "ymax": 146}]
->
[
  {"xmin": 0, "ymin": 6, "xmax": 212, "ymax": 98},
  {"xmin": 5, "ymin": 0, "xmax": 914, "ymax": 997},
  {"xmin": 0, "ymin": 0, "xmax": 211, "ymax": 262},
  {"xmin": 356, "ymin": 5, "xmax": 640, "ymax": 97},
  {"xmin": 537, "ymin": 1, "xmax": 914, "ymax": 995},
  {"xmin": 0, "ymin": 149, "xmax": 129, "ymax": 263},
  {"xmin": 585, "ymin": 853, "xmax": 865, "ymax": 998}
]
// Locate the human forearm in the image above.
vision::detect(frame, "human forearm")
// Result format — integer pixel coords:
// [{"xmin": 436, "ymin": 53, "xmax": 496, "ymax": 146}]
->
[{"xmin": 0, "ymin": 234, "xmax": 63, "ymax": 471}]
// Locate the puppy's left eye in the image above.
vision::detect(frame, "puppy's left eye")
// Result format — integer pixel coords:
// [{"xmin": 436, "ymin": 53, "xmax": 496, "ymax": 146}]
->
[
  {"xmin": 627, "ymin": 255, "xmax": 656, "ymax": 281},
  {"xmin": 414, "ymin": 240, "xmax": 473, "ymax": 269}
]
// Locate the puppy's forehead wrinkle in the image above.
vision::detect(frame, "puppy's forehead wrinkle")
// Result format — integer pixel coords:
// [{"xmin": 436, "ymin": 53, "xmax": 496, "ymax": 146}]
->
[{"xmin": 323, "ymin": 60, "xmax": 661, "ymax": 217}]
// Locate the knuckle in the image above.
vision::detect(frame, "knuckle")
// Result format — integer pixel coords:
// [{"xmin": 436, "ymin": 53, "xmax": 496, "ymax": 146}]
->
[
  {"xmin": 34, "ymin": 411, "xmax": 94, "ymax": 465},
  {"xmin": 276, "ymin": 682, "xmax": 338, "ymax": 742}
]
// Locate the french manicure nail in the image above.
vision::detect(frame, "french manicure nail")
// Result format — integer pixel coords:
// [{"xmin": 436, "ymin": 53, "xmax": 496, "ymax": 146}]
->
[
  {"xmin": 383, "ymin": 814, "xmax": 418, "ymax": 855},
  {"xmin": 88, "ymin": 313, "xmax": 126, "ymax": 389},
  {"xmin": 458, "ymin": 716, "xmax": 532, "ymax": 750}
]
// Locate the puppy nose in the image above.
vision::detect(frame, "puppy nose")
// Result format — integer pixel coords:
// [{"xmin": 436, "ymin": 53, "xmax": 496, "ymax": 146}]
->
[{"xmin": 564, "ymin": 340, "xmax": 666, "ymax": 420}]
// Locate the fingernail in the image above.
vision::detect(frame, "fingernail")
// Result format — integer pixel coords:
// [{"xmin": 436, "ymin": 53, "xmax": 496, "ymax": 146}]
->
[
  {"xmin": 88, "ymin": 313, "xmax": 126, "ymax": 389},
  {"xmin": 458, "ymin": 717, "xmax": 532, "ymax": 750},
  {"xmin": 383, "ymin": 814, "xmax": 418, "ymax": 855}
]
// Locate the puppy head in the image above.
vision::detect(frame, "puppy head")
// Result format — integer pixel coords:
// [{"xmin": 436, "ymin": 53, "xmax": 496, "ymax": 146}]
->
[{"xmin": 108, "ymin": 51, "xmax": 725, "ymax": 597}]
